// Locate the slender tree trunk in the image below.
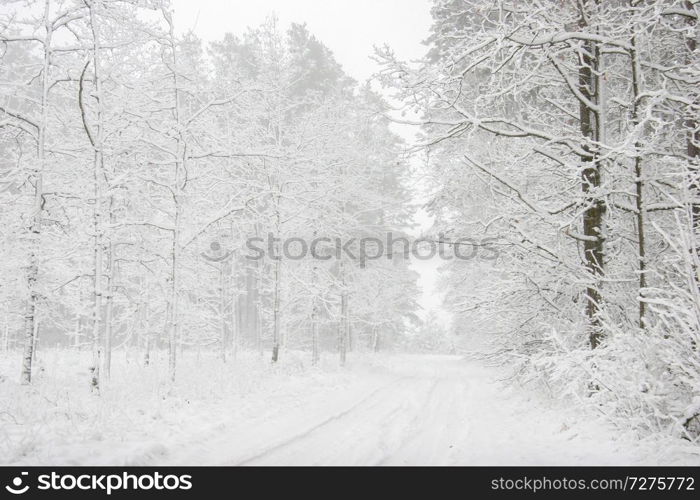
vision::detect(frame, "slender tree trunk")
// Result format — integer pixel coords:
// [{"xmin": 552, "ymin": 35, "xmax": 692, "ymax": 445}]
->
[
  {"xmin": 104, "ymin": 241, "xmax": 114, "ymax": 379},
  {"xmin": 311, "ymin": 309, "xmax": 320, "ymax": 366},
  {"xmin": 271, "ymin": 253, "xmax": 281, "ymax": 363},
  {"xmin": 31, "ymin": 319, "xmax": 39, "ymax": 365},
  {"xmin": 21, "ymin": 0, "xmax": 52, "ymax": 385},
  {"xmin": 253, "ymin": 254, "xmax": 263, "ymax": 357},
  {"xmin": 144, "ymin": 336, "xmax": 151, "ymax": 367},
  {"xmin": 3, "ymin": 314, "xmax": 9, "ymax": 352},
  {"xmin": 103, "ymin": 193, "xmax": 116, "ymax": 378},
  {"xmin": 220, "ymin": 262, "xmax": 227, "ymax": 363},
  {"xmin": 229, "ymin": 262, "xmax": 238, "ymax": 361},
  {"xmin": 629, "ymin": 28, "xmax": 647, "ymax": 329},
  {"xmin": 85, "ymin": 0, "xmax": 108, "ymax": 392},
  {"xmin": 163, "ymin": 8, "xmax": 182, "ymax": 382},
  {"xmin": 271, "ymin": 198, "xmax": 282, "ymax": 363},
  {"xmin": 339, "ymin": 291, "xmax": 348, "ymax": 366},
  {"xmin": 310, "ymin": 229, "xmax": 321, "ymax": 366},
  {"xmin": 90, "ymin": 170, "xmax": 104, "ymax": 392},
  {"xmin": 168, "ymin": 205, "xmax": 180, "ymax": 380},
  {"xmin": 338, "ymin": 259, "xmax": 349, "ymax": 366},
  {"xmin": 256, "ymin": 301, "xmax": 263, "ymax": 358},
  {"xmin": 270, "ymin": 83, "xmax": 285, "ymax": 363},
  {"xmin": 372, "ymin": 327, "xmax": 380, "ymax": 353},
  {"xmin": 310, "ymin": 251, "xmax": 320, "ymax": 366}
]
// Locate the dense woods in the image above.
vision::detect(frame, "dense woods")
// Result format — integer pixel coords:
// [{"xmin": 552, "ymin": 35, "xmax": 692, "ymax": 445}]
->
[
  {"xmin": 1, "ymin": 0, "xmax": 699, "ymax": 463},
  {"xmin": 380, "ymin": 0, "xmax": 700, "ymax": 438},
  {"xmin": 0, "ymin": 0, "xmax": 418, "ymax": 389}
]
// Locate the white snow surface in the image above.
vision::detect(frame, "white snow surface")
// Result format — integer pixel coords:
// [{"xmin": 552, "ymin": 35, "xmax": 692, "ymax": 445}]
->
[{"xmin": 1, "ymin": 351, "xmax": 698, "ymax": 465}]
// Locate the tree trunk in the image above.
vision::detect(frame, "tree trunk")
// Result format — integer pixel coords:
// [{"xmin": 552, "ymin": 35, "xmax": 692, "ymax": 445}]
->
[
  {"xmin": 311, "ymin": 310, "xmax": 320, "ymax": 366},
  {"xmin": 310, "ymin": 281, "xmax": 319, "ymax": 366},
  {"xmin": 338, "ymin": 285, "xmax": 348, "ymax": 366},
  {"xmin": 310, "ymin": 231, "xmax": 320, "ymax": 366},
  {"xmin": 229, "ymin": 262, "xmax": 238, "ymax": 361},
  {"xmin": 372, "ymin": 327, "xmax": 380, "ymax": 353},
  {"xmin": 103, "ymin": 195, "xmax": 115, "ymax": 379},
  {"xmin": 21, "ymin": 0, "xmax": 52, "ymax": 385},
  {"xmin": 271, "ymin": 205, "xmax": 282, "ymax": 363},
  {"xmin": 164, "ymin": 7, "xmax": 182, "ymax": 382},
  {"xmin": 220, "ymin": 262, "xmax": 227, "ymax": 363},
  {"xmin": 578, "ymin": 2, "xmax": 605, "ymax": 348},
  {"xmin": 3, "ymin": 315, "xmax": 9, "ymax": 352},
  {"xmin": 254, "ymin": 255, "xmax": 263, "ymax": 357},
  {"xmin": 31, "ymin": 319, "xmax": 39, "ymax": 365},
  {"xmin": 144, "ymin": 336, "xmax": 151, "ymax": 367},
  {"xmin": 629, "ymin": 28, "xmax": 647, "ymax": 329},
  {"xmin": 86, "ymin": 0, "xmax": 107, "ymax": 392},
  {"xmin": 271, "ymin": 253, "xmax": 281, "ymax": 363},
  {"xmin": 104, "ymin": 244, "xmax": 114, "ymax": 379},
  {"xmin": 168, "ymin": 207, "xmax": 180, "ymax": 381}
]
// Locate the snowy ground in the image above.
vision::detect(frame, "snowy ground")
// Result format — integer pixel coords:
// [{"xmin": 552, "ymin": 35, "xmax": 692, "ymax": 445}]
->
[{"xmin": 1, "ymin": 351, "xmax": 697, "ymax": 465}]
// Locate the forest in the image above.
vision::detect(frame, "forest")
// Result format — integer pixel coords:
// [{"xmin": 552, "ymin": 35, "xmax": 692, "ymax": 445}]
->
[
  {"xmin": 0, "ymin": 0, "xmax": 699, "ymax": 466},
  {"xmin": 379, "ymin": 0, "xmax": 700, "ymax": 441}
]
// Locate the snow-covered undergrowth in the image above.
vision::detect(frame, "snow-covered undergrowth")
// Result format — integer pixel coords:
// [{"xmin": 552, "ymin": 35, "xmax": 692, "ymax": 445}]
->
[
  {"xmin": 0, "ymin": 348, "xmax": 365, "ymax": 465},
  {"xmin": 485, "ymin": 350, "xmax": 700, "ymax": 466},
  {"xmin": 530, "ymin": 331, "xmax": 700, "ymax": 441}
]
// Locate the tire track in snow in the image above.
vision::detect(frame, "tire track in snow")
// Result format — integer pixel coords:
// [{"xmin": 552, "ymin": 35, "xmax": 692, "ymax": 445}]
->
[
  {"xmin": 234, "ymin": 376, "xmax": 412, "ymax": 465},
  {"xmin": 378, "ymin": 378, "xmax": 472, "ymax": 465},
  {"xmin": 238, "ymin": 377, "xmax": 439, "ymax": 465},
  {"xmin": 375, "ymin": 378, "xmax": 445, "ymax": 465}
]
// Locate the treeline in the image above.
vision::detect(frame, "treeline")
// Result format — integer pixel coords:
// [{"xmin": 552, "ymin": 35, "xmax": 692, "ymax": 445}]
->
[{"xmin": 0, "ymin": 0, "xmax": 419, "ymax": 389}]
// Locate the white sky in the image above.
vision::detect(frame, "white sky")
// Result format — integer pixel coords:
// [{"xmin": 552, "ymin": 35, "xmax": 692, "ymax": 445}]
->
[{"xmin": 172, "ymin": 0, "xmax": 432, "ymax": 83}]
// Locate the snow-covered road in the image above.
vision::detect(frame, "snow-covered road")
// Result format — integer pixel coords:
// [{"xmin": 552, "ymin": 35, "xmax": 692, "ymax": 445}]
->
[
  {"xmin": 6, "ymin": 353, "xmax": 694, "ymax": 465},
  {"xmin": 158, "ymin": 355, "xmax": 663, "ymax": 465}
]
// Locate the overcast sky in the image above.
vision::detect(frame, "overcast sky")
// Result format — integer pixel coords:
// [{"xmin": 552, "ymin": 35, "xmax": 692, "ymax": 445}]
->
[{"xmin": 172, "ymin": 0, "xmax": 432, "ymax": 83}]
